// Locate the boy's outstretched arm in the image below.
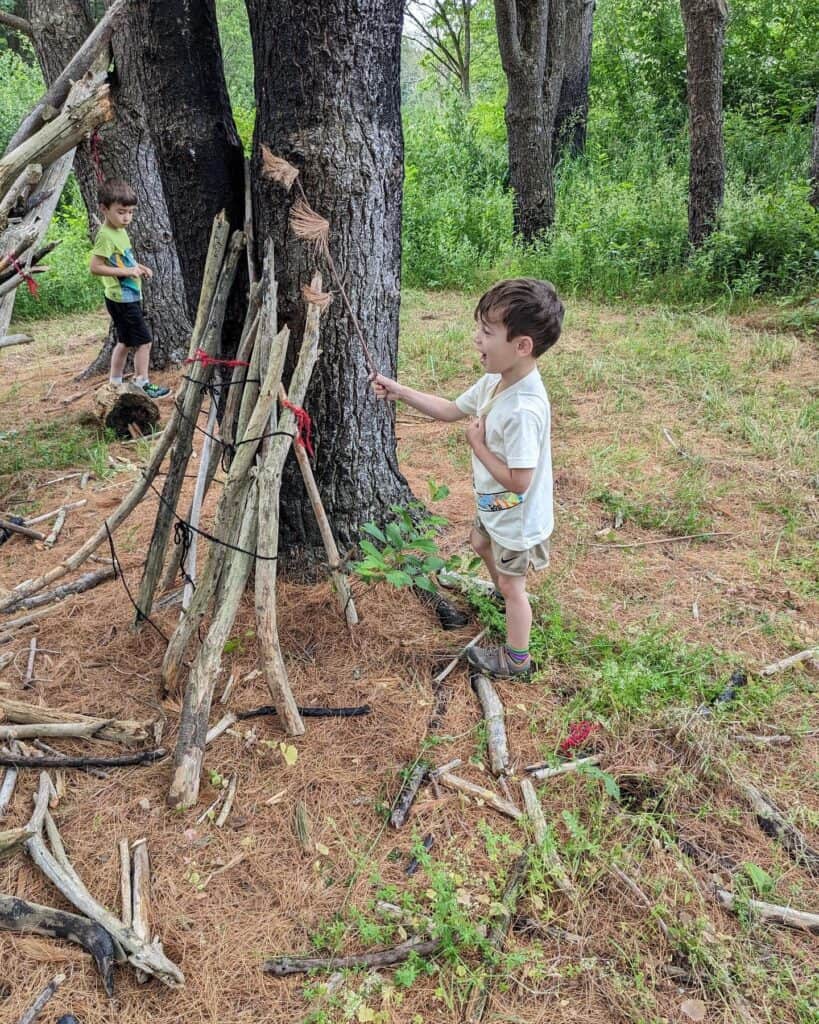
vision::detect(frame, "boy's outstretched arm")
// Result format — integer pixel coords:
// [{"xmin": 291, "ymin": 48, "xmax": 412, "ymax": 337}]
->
[
  {"xmin": 89, "ymin": 255, "xmax": 150, "ymax": 279},
  {"xmin": 371, "ymin": 373, "xmax": 464, "ymax": 422}
]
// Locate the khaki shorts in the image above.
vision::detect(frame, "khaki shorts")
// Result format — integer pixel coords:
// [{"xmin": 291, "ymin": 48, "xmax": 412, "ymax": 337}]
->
[{"xmin": 472, "ymin": 517, "xmax": 550, "ymax": 577}]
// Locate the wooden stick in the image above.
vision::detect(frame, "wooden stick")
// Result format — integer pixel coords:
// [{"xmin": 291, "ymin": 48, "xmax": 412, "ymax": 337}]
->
[
  {"xmin": 215, "ymin": 774, "xmax": 237, "ymax": 828},
  {"xmin": 0, "ymin": 164, "xmax": 42, "ymax": 230},
  {"xmin": 33, "ymin": 740, "xmax": 108, "ymax": 779},
  {"xmin": 0, "ymin": 518, "xmax": 45, "ymax": 541},
  {"xmin": 279, "ymin": 381, "xmax": 358, "ymax": 626},
  {"xmin": 0, "ymin": 748, "xmax": 165, "ymax": 769},
  {"xmin": 195, "ymin": 789, "xmax": 226, "ymax": 825},
  {"xmin": 205, "ymin": 712, "xmax": 238, "ymax": 746},
  {"xmin": 470, "ymin": 673, "xmax": 510, "ymax": 776},
  {"xmin": 437, "ymin": 771, "xmax": 522, "ymax": 820},
  {"xmin": 759, "ymin": 646, "xmax": 818, "ymax": 676},
  {"xmin": 738, "ymin": 780, "xmax": 819, "ymax": 877},
  {"xmin": 3, "ymin": 567, "xmax": 116, "ymax": 614},
  {"xmin": 390, "ymin": 761, "xmax": 427, "ymax": 829},
  {"xmin": 519, "ymin": 778, "xmax": 575, "ymax": 896},
  {"xmin": 6, "ymin": 0, "xmax": 129, "ymax": 151},
  {"xmin": 263, "ymin": 936, "xmax": 441, "ymax": 977},
  {"xmin": 735, "ymin": 733, "xmax": 792, "ymax": 746},
  {"xmin": 131, "ymin": 838, "xmax": 151, "ymax": 983},
  {"xmin": 0, "ymin": 695, "xmax": 152, "ymax": 747},
  {"xmin": 0, "ymin": 605, "xmax": 62, "ymax": 642},
  {"xmin": 0, "ymin": 895, "xmax": 115, "ymax": 996},
  {"xmin": 527, "ymin": 755, "xmax": 601, "ymax": 781},
  {"xmin": 136, "ymin": 221, "xmax": 240, "ymax": 626},
  {"xmin": 43, "ymin": 508, "xmax": 66, "ymax": 549},
  {"xmin": 463, "ymin": 852, "xmax": 529, "ymax": 1023},
  {"xmin": 182, "ymin": 397, "xmax": 218, "ymax": 611},
  {"xmin": 0, "ymin": 824, "xmax": 34, "ymax": 857},
  {"xmin": 23, "ymin": 637, "xmax": 37, "ymax": 689},
  {"xmin": 255, "ymin": 277, "xmax": 324, "ymax": 736},
  {"xmin": 23, "ymin": 500, "xmax": 87, "ymax": 526},
  {"xmin": 24, "ymin": 773, "xmax": 184, "ymax": 986},
  {"xmin": 15, "ymin": 971, "xmax": 66, "ymax": 1024},
  {"xmin": 0, "ymin": 721, "xmax": 110, "ymax": 741},
  {"xmin": 219, "ymin": 672, "xmax": 236, "ymax": 705},
  {"xmin": 715, "ymin": 888, "xmax": 819, "ymax": 934},
  {"xmin": 119, "ymin": 838, "xmax": 132, "ymax": 928},
  {"xmin": 592, "ymin": 531, "xmax": 736, "ymax": 550},
  {"xmin": 0, "ymin": 333, "xmax": 33, "ymax": 349},
  {"xmin": 0, "ymin": 743, "xmax": 20, "ymax": 818},
  {"xmin": 433, "ymin": 629, "xmax": 487, "ymax": 686}
]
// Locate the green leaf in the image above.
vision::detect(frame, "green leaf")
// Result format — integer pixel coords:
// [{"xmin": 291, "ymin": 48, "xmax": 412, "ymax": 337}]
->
[
  {"xmin": 359, "ymin": 539, "xmax": 382, "ymax": 558},
  {"xmin": 361, "ymin": 522, "xmax": 387, "ymax": 543},
  {"xmin": 414, "ymin": 575, "xmax": 437, "ymax": 593},
  {"xmin": 385, "ymin": 522, "xmax": 405, "ymax": 548},
  {"xmin": 742, "ymin": 861, "xmax": 774, "ymax": 895},
  {"xmin": 385, "ymin": 570, "xmax": 414, "ymax": 587}
]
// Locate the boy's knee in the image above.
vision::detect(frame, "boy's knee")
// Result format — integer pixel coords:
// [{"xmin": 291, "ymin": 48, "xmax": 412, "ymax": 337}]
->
[
  {"xmin": 497, "ymin": 571, "xmax": 526, "ymax": 598},
  {"xmin": 470, "ymin": 527, "xmax": 490, "ymax": 556}
]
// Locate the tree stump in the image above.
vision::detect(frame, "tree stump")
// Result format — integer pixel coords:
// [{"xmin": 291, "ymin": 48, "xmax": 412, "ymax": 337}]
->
[{"xmin": 93, "ymin": 382, "xmax": 159, "ymax": 439}]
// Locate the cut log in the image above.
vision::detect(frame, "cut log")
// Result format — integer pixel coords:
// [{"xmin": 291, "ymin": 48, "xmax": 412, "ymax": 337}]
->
[
  {"xmin": 0, "ymin": 895, "xmax": 115, "ymax": 996},
  {"xmin": 0, "ymin": 519, "xmax": 45, "ymax": 541},
  {"xmin": 470, "ymin": 673, "xmax": 510, "ymax": 776},
  {"xmin": 263, "ymin": 936, "xmax": 441, "ymax": 977},
  {"xmin": 715, "ymin": 888, "xmax": 819, "ymax": 934},
  {"xmin": 0, "ymin": 696, "xmax": 153, "ymax": 747},
  {"xmin": 437, "ymin": 771, "xmax": 522, "ymax": 821},
  {"xmin": 24, "ymin": 773, "xmax": 184, "ymax": 986},
  {"xmin": 93, "ymin": 382, "xmax": 160, "ymax": 440}
]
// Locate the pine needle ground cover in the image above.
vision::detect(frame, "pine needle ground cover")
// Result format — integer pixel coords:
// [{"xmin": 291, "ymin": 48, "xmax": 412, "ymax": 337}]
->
[{"xmin": 0, "ymin": 295, "xmax": 816, "ymax": 1023}]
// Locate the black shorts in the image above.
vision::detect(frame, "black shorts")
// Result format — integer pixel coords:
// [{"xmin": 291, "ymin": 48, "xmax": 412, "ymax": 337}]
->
[{"xmin": 105, "ymin": 297, "xmax": 152, "ymax": 349}]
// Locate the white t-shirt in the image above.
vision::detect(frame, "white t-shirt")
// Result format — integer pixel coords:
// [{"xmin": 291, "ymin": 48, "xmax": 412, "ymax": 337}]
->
[{"xmin": 455, "ymin": 368, "xmax": 553, "ymax": 550}]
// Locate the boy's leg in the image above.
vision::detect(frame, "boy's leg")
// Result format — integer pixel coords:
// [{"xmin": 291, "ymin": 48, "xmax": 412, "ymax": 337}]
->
[
  {"xmin": 133, "ymin": 342, "xmax": 150, "ymax": 383},
  {"xmin": 110, "ymin": 342, "xmax": 128, "ymax": 384},
  {"xmin": 470, "ymin": 524, "xmax": 500, "ymax": 589},
  {"xmin": 497, "ymin": 571, "xmax": 531, "ymax": 652}
]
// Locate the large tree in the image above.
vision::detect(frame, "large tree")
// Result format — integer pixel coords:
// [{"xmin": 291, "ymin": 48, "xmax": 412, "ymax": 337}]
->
[
  {"xmin": 494, "ymin": 0, "xmax": 568, "ymax": 240},
  {"xmin": 127, "ymin": 0, "xmax": 245, "ymax": 323},
  {"xmin": 245, "ymin": 0, "xmax": 411, "ymax": 559},
  {"xmin": 26, "ymin": 0, "xmax": 193, "ymax": 367},
  {"xmin": 552, "ymin": 0, "xmax": 594, "ymax": 160},
  {"xmin": 680, "ymin": 0, "xmax": 728, "ymax": 246}
]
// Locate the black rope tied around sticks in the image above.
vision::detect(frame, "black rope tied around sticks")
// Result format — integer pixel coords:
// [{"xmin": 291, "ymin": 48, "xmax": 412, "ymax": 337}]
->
[
  {"xmin": 145, "ymin": 476, "xmax": 278, "ymax": 562},
  {"xmin": 173, "ymin": 519, "xmax": 197, "ymax": 592},
  {"xmin": 105, "ymin": 522, "xmax": 169, "ymax": 644},
  {"xmin": 173, "ymin": 398, "xmax": 294, "ymax": 472}
]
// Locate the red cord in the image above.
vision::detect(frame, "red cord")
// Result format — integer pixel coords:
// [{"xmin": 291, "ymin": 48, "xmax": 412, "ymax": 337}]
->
[
  {"xmin": 559, "ymin": 720, "xmax": 599, "ymax": 755},
  {"xmin": 184, "ymin": 348, "xmax": 251, "ymax": 369},
  {"xmin": 7, "ymin": 255, "xmax": 38, "ymax": 298},
  {"xmin": 281, "ymin": 398, "xmax": 314, "ymax": 457}
]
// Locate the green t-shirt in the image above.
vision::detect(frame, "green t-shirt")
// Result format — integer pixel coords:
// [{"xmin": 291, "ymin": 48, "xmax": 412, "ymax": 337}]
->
[{"xmin": 91, "ymin": 224, "xmax": 142, "ymax": 303}]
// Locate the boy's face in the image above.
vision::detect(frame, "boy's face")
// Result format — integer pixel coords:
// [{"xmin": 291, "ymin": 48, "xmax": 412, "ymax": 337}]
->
[
  {"xmin": 473, "ymin": 312, "xmax": 533, "ymax": 374},
  {"xmin": 102, "ymin": 202, "xmax": 135, "ymax": 229}
]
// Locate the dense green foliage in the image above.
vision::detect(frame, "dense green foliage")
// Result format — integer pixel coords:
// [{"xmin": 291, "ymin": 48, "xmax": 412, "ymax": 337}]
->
[{"xmin": 2, "ymin": 0, "xmax": 817, "ymax": 321}]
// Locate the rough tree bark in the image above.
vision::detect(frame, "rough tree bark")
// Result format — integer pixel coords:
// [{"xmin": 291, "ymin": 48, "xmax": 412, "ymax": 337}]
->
[
  {"xmin": 494, "ymin": 0, "xmax": 568, "ymax": 239},
  {"xmin": 811, "ymin": 93, "xmax": 819, "ymax": 210},
  {"xmin": 128, "ymin": 0, "xmax": 245, "ymax": 325},
  {"xmin": 680, "ymin": 0, "xmax": 727, "ymax": 246},
  {"xmin": 552, "ymin": 0, "xmax": 594, "ymax": 160},
  {"xmin": 246, "ymin": 0, "xmax": 412, "ymax": 561},
  {"xmin": 27, "ymin": 0, "xmax": 192, "ymax": 368}
]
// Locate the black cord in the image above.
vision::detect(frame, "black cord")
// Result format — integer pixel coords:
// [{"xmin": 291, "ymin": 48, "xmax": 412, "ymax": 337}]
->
[{"xmin": 105, "ymin": 522, "xmax": 169, "ymax": 643}]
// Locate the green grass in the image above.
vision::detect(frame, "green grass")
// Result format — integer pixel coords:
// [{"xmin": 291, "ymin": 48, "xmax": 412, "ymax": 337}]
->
[{"xmin": 0, "ymin": 421, "xmax": 113, "ymax": 479}]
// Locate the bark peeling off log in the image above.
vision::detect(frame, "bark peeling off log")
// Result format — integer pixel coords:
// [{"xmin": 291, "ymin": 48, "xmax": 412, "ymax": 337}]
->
[{"xmin": 0, "ymin": 894, "xmax": 116, "ymax": 996}]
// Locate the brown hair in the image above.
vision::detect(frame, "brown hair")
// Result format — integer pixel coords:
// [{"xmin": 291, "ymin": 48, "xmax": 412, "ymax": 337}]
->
[
  {"xmin": 98, "ymin": 178, "xmax": 137, "ymax": 208},
  {"xmin": 475, "ymin": 278, "xmax": 564, "ymax": 357}
]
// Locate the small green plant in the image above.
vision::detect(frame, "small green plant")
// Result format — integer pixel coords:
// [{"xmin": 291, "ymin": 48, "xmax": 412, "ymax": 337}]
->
[{"xmin": 353, "ymin": 482, "xmax": 453, "ymax": 593}]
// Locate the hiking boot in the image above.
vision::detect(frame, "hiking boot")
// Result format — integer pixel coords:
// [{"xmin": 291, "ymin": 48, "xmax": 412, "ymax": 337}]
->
[
  {"xmin": 142, "ymin": 381, "xmax": 171, "ymax": 399},
  {"xmin": 466, "ymin": 644, "xmax": 531, "ymax": 678}
]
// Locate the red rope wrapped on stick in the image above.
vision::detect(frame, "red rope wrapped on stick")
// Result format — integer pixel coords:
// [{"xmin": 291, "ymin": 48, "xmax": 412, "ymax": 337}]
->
[
  {"xmin": 281, "ymin": 397, "xmax": 314, "ymax": 458},
  {"xmin": 184, "ymin": 348, "xmax": 251, "ymax": 369}
]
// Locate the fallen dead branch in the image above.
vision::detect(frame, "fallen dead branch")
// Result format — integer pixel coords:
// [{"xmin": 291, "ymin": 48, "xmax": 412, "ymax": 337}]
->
[
  {"xmin": 263, "ymin": 935, "xmax": 441, "ymax": 977},
  {"xmin": 119, "ymin": 839, "xmax": 131, "ymax": 928},
  {"xmin": 738, "ymin": 780, "xmax": 819, "ymax": 877},
  {"xmin": 15, "ymin": 971, "xmax": 66, "ymax": 1024},
  {"xmin": 43, "ymin": 508, "xmax": 66, "ymax": 549},
  {"xmin": 519, "ymin": 778, "xmax": 575, "ymax": 896},
  {"xmin": 592, "ymin": 531, "xmax": 737, "ymax": 550},
  {"xmin": 32, "ymin": 739, "xmax": 108, "ymax": 779},
  {"xmin": 131, "ymin": 838, "xmax": 151, "ymax": 984},
  {"xmin": 23, "ymin": 637, "xmax": 37, "ymax": 689},
  {"xmin": 463, "ymin": 852, "xmax": 529, "ymax": 1023},
  {"xmin": 24, "ymin": 773, "xmax": 184, "ymax": 986},
  {"xmin": 0, "ymin": 695, "xmax": 154, "ymax": 747},
  {"xmin": 0, "ymin": 824, "xmax": 33, "ymax": 856},
  {"xmin": 3, "ymin": 567, "xmax": 116, "ymax": 614},
  {"xmin": 526, "ymin": 755, "xmax": 601, "ymax": 780},
  {"xmin": 390, "ymin": 761, "xmax": 427, "ymax": 829},
  {"xmin": 0, "ymin": 721, "xmax": 109, "ymax": 741},
  {"xmin": 0, "ymin": 518, "xmax": 45, "ymax": 541},
  {"xmin": 759, "ymin": 646, "xmax": 818, "ymax": 676},
  {"xmin": 215, "ymin": 773, "xmax": 238, "ymax": 828},
  {"xmin": 0, "ymin": 895, "xmax": 115, "ymax": 996},
  {"xmin": 0, "ymin": 748, "xmax": 165, "ymax": 770},
  {"xmin": 714, "ymin": 888, "xmax": 819, "ymax": 934},
  {"xmin": 0, "ymin": 333, "xmax": 33, "ymax": 350},
  {"xmin": 470, "ymin": 673, "xmax": 510, "ymax": 776},
  {"xmin": 437, "ymin": 771, "xmax": 521, "ymax": 820}
]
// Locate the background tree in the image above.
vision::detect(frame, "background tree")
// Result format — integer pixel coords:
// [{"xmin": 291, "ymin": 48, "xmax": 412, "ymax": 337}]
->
[
  {"xmin": 246, "ymin": 0, "xmax": 411, "ymax": 558},
  {"xmin": 494, "ymin": 0, "xmax": 567, "ymax": 239},
  {"xmin": 26, "ymin": 0, "xmax": 192, "ymax": 368},
  {"xmin": 680, "ymin": 0, "xmax": 728, "ymax": 246},
  {"xmin": 128, "ymin": 0, "xmax": 245, "ymax": 323},
  {"xmin": 811, "ymin": 93, "xmax": 819, "ymax": 209},
  {"xmin": 404, "ymin": 0, "xmax": 478, "ymax": 102},
  {"xmin": 552, "ymin": 0, "xmax": 594, "ymax": 160}
]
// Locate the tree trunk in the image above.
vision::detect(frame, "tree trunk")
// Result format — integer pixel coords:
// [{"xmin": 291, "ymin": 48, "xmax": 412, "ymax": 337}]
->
[
  {"xmin": 680, "ymin": 0, "xmax": 727, "ymax": 247},
  {"xmin": 27, "ymin": 0, "xmax": 192, "ymax": 369},
  {"xmin": 128, "ymin": 0, "xmax": 245, "ymax": 326},
  {"xmin": 810, "ymin": 93, "xmax": 819, "ymax": 210},
  {"xmin": 494, "ymin": 0, "xmax": 567, "ymax": 239},
  {"xmin": 246, "ymin": 0, "xmax": 412, "ymax": 562},
  {"xmin": 553, "ymin": 0, "xmax": 594, "ymax": 160}
]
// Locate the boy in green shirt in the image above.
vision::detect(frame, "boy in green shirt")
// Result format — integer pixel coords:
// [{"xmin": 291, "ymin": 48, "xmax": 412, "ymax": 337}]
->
[{"xmin": 89, "ymin": 179, "xmax": 169, "ymax": 399}]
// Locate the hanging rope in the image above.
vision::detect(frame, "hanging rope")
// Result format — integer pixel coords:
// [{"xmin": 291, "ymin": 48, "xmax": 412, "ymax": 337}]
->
[
  {"xmin": 281, "ymin": 398, "xmax": 314, "ymax": 457},
  {"xmin": 105, "ymin": 522, "xmax": 169, "ymax": 643},
  {"xmin": 6, "ymin": 255, "xmax": 38, "ymax": 298}
]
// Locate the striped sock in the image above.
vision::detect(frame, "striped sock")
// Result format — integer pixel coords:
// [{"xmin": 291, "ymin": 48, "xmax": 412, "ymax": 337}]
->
[{"xmin": 506, "ymin": 645, "xmax": 530, "ymax": 663}]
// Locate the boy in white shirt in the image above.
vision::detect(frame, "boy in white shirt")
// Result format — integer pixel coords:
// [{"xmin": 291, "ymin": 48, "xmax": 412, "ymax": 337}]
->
[{"xmin": 372, "ymin": 278, "xmax": 563, "ymax": 678}]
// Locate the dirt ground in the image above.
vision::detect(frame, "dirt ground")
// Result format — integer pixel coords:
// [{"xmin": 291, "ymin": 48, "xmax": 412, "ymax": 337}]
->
[{"xmin": 0, "ymin": 303, "xmax": 817, "ymax": 1024}]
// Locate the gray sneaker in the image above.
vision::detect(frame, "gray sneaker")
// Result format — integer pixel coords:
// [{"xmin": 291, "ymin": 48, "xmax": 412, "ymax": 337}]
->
[{"xmin": 466, "ymin": 644, "xmax": 531, "ymax": 678}]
